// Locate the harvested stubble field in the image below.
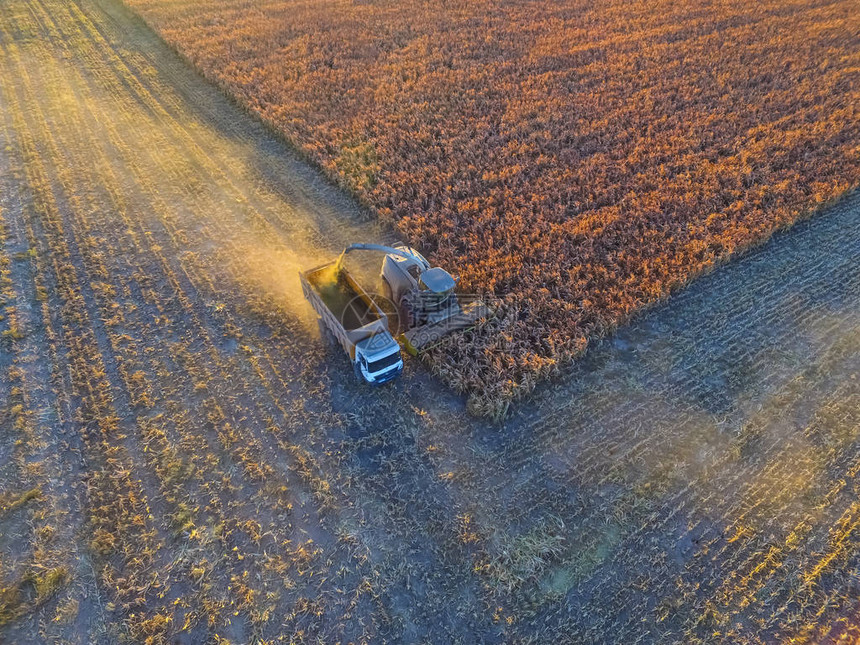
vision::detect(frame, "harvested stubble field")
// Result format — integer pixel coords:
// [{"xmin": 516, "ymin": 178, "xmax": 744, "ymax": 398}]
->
[
  {"xmin": 0, "ymin": 0, "xmax": 858, "ymax": 644},
  {"xmin": 124, "ymin": 0, "xmax": 860, "ymax": 415}
]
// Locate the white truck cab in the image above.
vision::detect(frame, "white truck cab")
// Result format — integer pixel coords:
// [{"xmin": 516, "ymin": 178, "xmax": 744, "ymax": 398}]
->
[{"xmin": 355, "ymin": 336, "xmax": 403, "ymax": 384}]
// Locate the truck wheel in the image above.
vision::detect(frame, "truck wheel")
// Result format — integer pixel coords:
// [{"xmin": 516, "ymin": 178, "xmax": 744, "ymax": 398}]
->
[{"xmin": 353, "ymin": 360, "xmax": 364, "ymax": 383}]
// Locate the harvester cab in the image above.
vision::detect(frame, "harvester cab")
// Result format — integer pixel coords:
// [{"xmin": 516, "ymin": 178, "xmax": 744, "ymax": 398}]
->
[{"xmin": 380, "ymin": 245, "xmax": 461, "ymax": 327}]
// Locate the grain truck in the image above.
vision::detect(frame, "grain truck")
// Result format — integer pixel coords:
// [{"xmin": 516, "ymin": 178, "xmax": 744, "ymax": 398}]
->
[{"xmin": 300, "ymin": 261, "xmax": 404, "ymax": 384}]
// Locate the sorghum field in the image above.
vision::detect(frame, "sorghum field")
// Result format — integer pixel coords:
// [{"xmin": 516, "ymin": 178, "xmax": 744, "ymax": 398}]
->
[
  {"xmin": 125, "ymin": 0, "xmax": 860, "ymax": 414},
  {"xmin": 0, "ymin": 0, "xmax": 858, "ymax": 644}
]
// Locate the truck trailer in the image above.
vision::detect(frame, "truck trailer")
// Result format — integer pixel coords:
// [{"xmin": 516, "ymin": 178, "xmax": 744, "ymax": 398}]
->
[{"xmin": 300, "ymin": 262, "xmax": 403, "ymax": 384}]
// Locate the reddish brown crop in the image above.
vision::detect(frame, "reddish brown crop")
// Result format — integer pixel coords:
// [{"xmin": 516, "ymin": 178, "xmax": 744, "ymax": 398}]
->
[{"xmin": 128, "ymin": 0, "xmax": 860, "ymax": 416}]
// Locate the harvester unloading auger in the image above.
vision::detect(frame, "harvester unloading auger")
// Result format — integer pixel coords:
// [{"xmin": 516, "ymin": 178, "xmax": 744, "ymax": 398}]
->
[{"xmin": 300, "ymin": 243, "xmax": 490, "ymax": 384}]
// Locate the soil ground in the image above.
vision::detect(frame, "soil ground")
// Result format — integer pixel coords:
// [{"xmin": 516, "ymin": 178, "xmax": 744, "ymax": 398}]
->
[{"xmin": 0, "ymin": 0, "xmax": 857, "ymax": 642}]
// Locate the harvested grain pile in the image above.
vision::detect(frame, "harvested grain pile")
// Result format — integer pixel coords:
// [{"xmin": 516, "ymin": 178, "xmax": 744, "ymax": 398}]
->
[{"xmin": 126, "ymin": 0, "xmax": 860, "ymax": 416}]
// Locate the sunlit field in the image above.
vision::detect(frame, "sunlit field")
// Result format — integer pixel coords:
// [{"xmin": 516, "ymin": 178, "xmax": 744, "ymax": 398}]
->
[
  {"xmin": 0, "ymin": 0, "xmax": 857, "ymax": 643},
  {"xmin": 127, "ymin": 0, "xmax": 860, "ymax": 415}
]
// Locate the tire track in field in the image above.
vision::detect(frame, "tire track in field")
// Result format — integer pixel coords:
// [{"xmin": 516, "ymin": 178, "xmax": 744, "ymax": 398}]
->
[
  {"xmin": 0, "ymin": 14, "xmax": 183, "ymax": 643},
  {"xmin": 22, "ymin": 0, "xmax": 357, "ymax": 566},
  {"xmin": 0, "ymin": 105, "xmax": 111, "ymax": 644}
]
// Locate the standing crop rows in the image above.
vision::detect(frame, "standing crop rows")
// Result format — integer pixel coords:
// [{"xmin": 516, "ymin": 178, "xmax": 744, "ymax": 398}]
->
[{"xmin": 126, "ymin": 0, "xmax": 860, "ymax": 415}]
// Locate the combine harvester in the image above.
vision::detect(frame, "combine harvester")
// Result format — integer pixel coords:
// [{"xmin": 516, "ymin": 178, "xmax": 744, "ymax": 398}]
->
[{"xmin": 300, "ymin": 244, "xmax": 489, "ymax": 384}]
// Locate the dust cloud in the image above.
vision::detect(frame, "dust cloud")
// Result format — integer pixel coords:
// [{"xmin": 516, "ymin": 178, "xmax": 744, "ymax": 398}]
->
[{"xmin": 224, "ymin": 235, "xmax": 329, "ymax": 333}]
